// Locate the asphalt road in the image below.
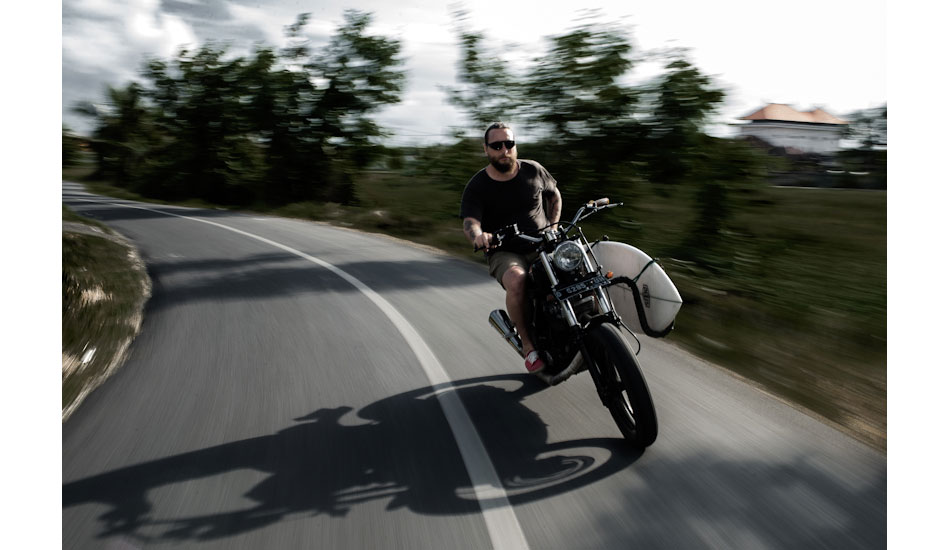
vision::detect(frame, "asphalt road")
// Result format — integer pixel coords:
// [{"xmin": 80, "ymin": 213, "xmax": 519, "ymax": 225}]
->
[{"xmin": 62, "ymin": 182, "xmax": 885, "ymax": 549}]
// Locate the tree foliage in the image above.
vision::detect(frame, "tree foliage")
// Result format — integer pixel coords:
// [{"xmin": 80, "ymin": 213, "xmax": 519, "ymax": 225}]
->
[
  {"xmin": 62, "ymin": 125, "xmax": 82, "ymax": 168},
  {"xmin": 443, "ymin": 12, "xmax": 522, "ymax": 128},
  {"xmin": 844, "ymin": 104, "xmax": 887, "ymax": 151},
  {"xmin": 524, "ymin": 19, "xmax": 638, "ymax": 143},
  {"xmin": 642, "ymin": 55, "xmax": 726, "ymax": 186},
  {"xmin": 76, "ymin": 11, "xmax": 405, "ymax": 206},
  {"xmin": 73, "ymin": 83, "xmax": 156, "ymax": 183},
  {"xmin": 834, "ymin": 104, "xmax": 886, "ymax": 189}
]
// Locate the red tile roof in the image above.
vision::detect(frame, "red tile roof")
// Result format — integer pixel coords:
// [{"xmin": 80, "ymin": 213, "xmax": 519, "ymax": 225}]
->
[
  {"xmin": 740, "ymin": 104, "xmax": 848, "ymax": 124},
  {"xmin": 805, "ymin": 108, "xmax": 848, "ymax": 124}
]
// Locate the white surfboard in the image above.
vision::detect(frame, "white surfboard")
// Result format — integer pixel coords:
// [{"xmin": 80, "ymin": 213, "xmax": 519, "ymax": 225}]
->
[{"xmin": 591, "ymin": 241, "xmax": 682, "ymax": 337}]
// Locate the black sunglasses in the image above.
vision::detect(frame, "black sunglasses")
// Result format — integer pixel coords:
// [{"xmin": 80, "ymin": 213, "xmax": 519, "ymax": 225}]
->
[{"xmin": 486, "ymin": 140, "xmax": 516, "ymax": 151}]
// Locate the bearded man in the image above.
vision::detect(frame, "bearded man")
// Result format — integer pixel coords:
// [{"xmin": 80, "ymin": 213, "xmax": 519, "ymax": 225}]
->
[{"xmin": 459, "ymin": 122, "xmax": 562, "ymax": 373}]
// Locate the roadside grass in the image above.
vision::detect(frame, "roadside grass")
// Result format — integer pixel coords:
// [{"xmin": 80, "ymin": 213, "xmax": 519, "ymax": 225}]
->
[
  {"xmin": 62, "ymin": 205, "xmax": 151, "ymax": 420},
  {"xmin": 62, "ymin": 164, "xmax": 885, "ymax": 450}
]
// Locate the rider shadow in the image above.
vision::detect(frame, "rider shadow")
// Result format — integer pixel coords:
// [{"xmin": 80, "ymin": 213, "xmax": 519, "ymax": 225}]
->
[{"xmin": 63, "ymin": 374, "xmax": 641, "ymax": 544}]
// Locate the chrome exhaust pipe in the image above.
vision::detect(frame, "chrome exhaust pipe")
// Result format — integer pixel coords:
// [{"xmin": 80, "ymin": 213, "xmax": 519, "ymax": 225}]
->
[{"xmin": 488, "ymin": 309, "xmax": 523, "ymax": 357}]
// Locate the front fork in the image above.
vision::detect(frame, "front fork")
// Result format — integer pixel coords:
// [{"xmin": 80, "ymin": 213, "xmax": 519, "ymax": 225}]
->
[{"xmin": 576, "ymin": 325, "xmax": 617, "ymax": 407}]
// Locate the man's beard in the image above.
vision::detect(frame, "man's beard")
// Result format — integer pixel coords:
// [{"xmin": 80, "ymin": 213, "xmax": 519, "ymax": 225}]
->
[{"xmin": 490, "ymin": 156, "xmax": 516, "ymax": 174}]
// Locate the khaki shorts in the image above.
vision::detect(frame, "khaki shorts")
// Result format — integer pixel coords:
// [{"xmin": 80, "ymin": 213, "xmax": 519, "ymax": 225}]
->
[{"xmin": 487, "ymin": 250, "xmax": 541, "ymax": 288}]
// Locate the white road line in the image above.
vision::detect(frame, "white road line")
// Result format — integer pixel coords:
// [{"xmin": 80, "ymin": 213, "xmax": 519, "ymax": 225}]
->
[{"xmin": 72, "ymin": 196, "xmax": 530, "ymax": 550}]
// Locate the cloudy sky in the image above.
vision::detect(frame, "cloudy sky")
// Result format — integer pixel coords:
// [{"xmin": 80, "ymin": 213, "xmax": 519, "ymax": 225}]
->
[{"xmin": 61, "ymin": 0, "xmax": 885, "ymax": 143}]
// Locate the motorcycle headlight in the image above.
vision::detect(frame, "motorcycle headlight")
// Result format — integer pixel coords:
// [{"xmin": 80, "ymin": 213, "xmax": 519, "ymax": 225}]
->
[{"xmin": 552, "ymin": 241, "xmax": 585, "ymax": 272}]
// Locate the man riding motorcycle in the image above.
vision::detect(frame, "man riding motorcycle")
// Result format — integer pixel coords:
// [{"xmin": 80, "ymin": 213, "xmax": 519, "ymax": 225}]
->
[{"xmin": 459, "ymin": 122, "xmax": 562, "ymax": 373}]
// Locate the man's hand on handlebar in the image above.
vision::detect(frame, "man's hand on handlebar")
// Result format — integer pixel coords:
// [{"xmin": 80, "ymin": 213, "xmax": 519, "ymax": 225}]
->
[{"xmin": 473, "ymin": 232, "xmax": 495, "ymax": 252}]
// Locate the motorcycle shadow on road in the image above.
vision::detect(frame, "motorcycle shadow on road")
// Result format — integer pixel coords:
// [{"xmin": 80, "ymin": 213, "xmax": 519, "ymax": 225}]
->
[{"xmin": 62, "ymin": 374, "xmax": 641, "ymax": 544}]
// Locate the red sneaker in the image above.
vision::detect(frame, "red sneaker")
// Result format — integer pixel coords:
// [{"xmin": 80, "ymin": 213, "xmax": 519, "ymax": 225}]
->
[{"xmin": 524, "ymin": 350, "xmax": 545, "ymax": 373}]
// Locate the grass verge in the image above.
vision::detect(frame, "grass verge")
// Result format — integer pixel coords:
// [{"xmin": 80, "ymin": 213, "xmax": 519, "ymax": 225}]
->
[{"xmin": 62, "ymin": 204, "xmax": 151, "ymax": 421}]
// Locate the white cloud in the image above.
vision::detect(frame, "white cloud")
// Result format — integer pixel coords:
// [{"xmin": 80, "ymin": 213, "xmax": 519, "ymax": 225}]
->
[
  {"xmin": 128, "ymin": 11, "xmax": 197, "ymax": 56},
  {"xmin": 63, "ymin": 18, "xmax": 127, "ymax": 73},
  {"xmin": 63, "ymin": 0, "xmax": 198, "ymax": 132},
  {"xmin": 226, "ymin": 3, "xmax": 296, "ymax": 47},
  {"xmin": 226, "ymin": 3, "xmax": 337, "ymax": 49},
  {"xmin": 64, "ymin": 0, "xmax": 198, "ymax": 71},
  {"xmin": 68, "ymin": 0, "xmax": 128, "ymax": 18}
]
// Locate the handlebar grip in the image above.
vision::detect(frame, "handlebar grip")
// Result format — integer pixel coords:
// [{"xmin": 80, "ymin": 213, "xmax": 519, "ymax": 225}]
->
[
  {"xmin": 589, "ymin": 198, "xmax": 610, "ymax": 207},
  {"xmin": 474, "ymin": 232, "xmax": 501, "ymax": 253}
]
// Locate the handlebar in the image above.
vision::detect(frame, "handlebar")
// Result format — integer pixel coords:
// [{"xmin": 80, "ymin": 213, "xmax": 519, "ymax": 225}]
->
[
  {"xmin": 472, "ymin": 198, "xmax": 622, "ymax": 253},
  {"xmin": 567, "ymin": 197, "xmax": 621, "ymax": 228},
  {"xmin": 473, "ymin": 225, "xmax": 542, "ymax": 252}
]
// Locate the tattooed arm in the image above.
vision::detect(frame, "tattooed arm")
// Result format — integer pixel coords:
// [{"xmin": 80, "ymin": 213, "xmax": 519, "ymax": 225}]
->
[
  {"xmin": 545, "ymin": 187, "xmax": 562, "ymax": 231},
  {"xmin": 463, "ymin": 217, "xmax": 493, "ymax": 250}
]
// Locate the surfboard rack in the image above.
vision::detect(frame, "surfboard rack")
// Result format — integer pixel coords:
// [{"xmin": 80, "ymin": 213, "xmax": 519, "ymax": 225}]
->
[
  {"xmin": 608, "ymin": 276, "xmax": 676, "ymax": 338},
  {"xmin": 592, "ymin": 241, "xmax": 683, "ymax": 339}
]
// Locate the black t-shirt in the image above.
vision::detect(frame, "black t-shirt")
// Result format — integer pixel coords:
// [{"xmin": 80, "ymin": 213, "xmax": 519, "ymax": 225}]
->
[{"xmin": 459, "ymin": 159, "xmax": 558, "ymax": 239}]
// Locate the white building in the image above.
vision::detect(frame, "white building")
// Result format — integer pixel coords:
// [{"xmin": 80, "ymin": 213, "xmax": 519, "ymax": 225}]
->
[{"xmin": 735, "ymin": 104, "xmax": 848, "ymax": 154}]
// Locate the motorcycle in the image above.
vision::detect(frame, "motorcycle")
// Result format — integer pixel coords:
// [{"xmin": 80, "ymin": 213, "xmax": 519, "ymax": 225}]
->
[{"xmin": 482, "ymin": 198, "xmax": 681, "ymax": 449}]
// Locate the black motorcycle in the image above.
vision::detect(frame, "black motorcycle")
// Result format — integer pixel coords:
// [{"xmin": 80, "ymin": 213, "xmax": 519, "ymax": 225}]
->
[{"xmin": 483, "ymin": 198, "xmax": 661, "ymax": 449}]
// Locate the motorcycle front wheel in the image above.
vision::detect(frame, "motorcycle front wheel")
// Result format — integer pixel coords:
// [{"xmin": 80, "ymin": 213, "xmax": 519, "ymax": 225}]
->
[{"xmin": 586, "ymin": 323, "xmax": 658, "ymax": 448}]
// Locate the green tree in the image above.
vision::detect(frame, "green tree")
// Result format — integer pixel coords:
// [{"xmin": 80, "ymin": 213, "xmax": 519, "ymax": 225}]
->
[
  {"xmin": 443, "ymin": 10, "xmax": 523, "ymax": 129},
  {"xmin": 838, "ymin": 104, "xmax": 886, "ymax": 189},
  {"xmin": 307, "ymin": 10, "xmax": 406, "ymax": 203},
  {"xmin": 844, "ymin": 104, "xmax": 887, "ymax": 151},
  {"xmin": 140, "ymin": 45, "xmax": 264, "ymax": 203},
  {"xmin": 241, "ymin": 32, "xmax": 324, "ymax": 205},
  {"xmin": 62, "ymin": 125, "xmax": 82, "ymax": 168},
  {"xmin": 523, "ymin": 18, "xmax": 638, "ymax": 143},
  {"xmin": 640, "ymin": 55, "xmax": 771, "ymax": 266},
  {"xmin": 73, "ymin": 83, "xmax": 156, "ymax": 185},
  {"xmin": 523, "ymin": 17, "xmax": 645, "ymax": 202},
  {"xmin": 76, "ymin": 10, "xmax": 405, "ymax": 206},
  {"xmin": 643, "ymin": 54, "xmax": 725, "ymax": 186},
  {"xmin": 446, "ymin": 12, "xmax": 645, "ymax": 202}
]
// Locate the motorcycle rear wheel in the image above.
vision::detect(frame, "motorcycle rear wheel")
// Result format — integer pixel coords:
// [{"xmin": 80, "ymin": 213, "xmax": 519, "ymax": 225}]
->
[{"xmin": 586, "ymin": 323, "xmax": 658, "ymax": 448}]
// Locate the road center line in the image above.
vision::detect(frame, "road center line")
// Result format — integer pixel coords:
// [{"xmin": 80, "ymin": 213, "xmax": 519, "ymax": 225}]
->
[{"xmin": 73, "ymin": 196, "xmax": 530, "ymax": 550}]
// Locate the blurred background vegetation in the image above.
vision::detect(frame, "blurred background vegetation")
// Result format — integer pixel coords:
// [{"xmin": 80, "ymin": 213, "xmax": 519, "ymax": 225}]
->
[{"xmin": 62, "ymin": 10, "xmax": 886, "ymax": 449}]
